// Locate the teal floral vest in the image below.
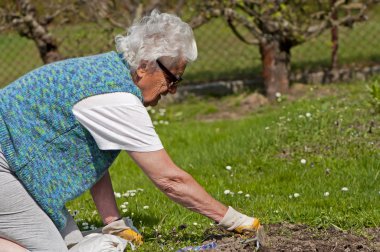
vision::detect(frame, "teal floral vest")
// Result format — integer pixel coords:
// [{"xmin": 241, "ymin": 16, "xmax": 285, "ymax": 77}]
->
[{"xmin": 0, "ymin": 51, "xmax": 142, "ymax": 230}]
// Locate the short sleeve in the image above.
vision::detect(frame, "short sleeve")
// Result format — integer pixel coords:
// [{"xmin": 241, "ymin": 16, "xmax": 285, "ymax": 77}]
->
[{"xmin": 72, "ymin": 92, "xmax": 163, "ymax": 152}]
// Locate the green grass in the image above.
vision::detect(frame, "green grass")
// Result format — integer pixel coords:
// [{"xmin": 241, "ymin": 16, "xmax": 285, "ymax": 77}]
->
[
  {"xmin": 1, "ymin": 6, "xmax": 380, "ymax": 87},
  {"xmin": 67, "ymin": 80, "xmax": 380, "ymax": 251}
]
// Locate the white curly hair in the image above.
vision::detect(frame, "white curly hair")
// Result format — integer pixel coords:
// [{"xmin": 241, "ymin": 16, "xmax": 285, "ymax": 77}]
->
[{"xmin": 115, "ymin": 9, "xmax": 198, "ymax": 72}]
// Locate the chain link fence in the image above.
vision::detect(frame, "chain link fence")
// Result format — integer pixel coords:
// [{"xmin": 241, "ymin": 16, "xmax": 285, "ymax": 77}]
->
[{"xmin": 1, "ymin": 6, "xmax": 380, "ymax": 88}]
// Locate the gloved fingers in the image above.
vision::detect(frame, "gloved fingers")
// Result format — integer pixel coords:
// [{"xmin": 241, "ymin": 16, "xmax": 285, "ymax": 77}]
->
[
  {"xmin": 114, "ymin": 229, "xmax": 143, "ymax": 245},
  {"xmin": 234, "ymin": 218, "xmax": 261, "ymax": 233}
]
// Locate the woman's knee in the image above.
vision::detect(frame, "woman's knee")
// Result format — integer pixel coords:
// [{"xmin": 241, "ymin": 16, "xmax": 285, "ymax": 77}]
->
[{"xmin": 0, "ymin": 237, "xmax": 28, "ymax": 252}]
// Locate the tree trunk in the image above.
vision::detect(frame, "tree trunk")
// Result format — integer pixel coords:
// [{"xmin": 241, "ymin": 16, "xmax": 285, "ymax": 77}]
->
[
  {"xmin": 331, "ymin": 0, "xmax": 339, "ymax": 70},
  {"xmin": 16, "ymin": 0, "xmax": 63, "ymax": 64},
  {"xmin": 30, "ymin": 21, "xmax": 62, "ymax": 64},
  {"xmin": 259, "ymin": 40, "xmax": 291, "ymax": 101}
]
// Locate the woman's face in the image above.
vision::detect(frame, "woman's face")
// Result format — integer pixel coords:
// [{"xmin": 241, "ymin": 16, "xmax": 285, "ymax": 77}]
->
[{"xmin": 134, "ymin": 60, "xmax": 186, "ymax": 107}]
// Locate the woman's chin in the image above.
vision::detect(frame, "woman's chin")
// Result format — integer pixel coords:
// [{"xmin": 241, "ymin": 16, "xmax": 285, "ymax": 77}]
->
[{"xmin": 144, "ymin": 97, "xmax": 160, "ymax": 107}]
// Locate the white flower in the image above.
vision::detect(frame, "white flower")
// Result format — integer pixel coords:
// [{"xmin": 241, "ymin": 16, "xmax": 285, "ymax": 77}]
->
[
  {"xmin": 300, "ymin": 159, "xmax": 307, "ymax": 164},
  {"xmin": 90, "ymin": 225, "xmax": 97, "ymax": 230},
  {"xmin": 193, "ymin": 222, "xmax": 198, "ymax": 226},
  {"xmin": 82, "ymin": 222, "xmax": 88, "ymax": 226},
  {"xmin": 153, "ymin": 121, "xmax": 158, "ymax": 125},
  {"xmin": 120, "ymin": 205, "xmax": 127, "ymax": 209},
  {"xmin": 341, "ymin": 187, "xmax": 349, "ymax": 192},
  {"xmin": 245, "ymin": 194, "xmax": 250, "ymax": 198},
  {"xmin": 143, "ymin": 205, "xmax": 149, "ymax": 210},
  {"xmin": 225, "ymin": 165, "xmax": 232, "ymax": 171},
  {"xmin": 265, "ymin": 127, "xmax": 270, "ymax": 130},
  {"xmin": 324, "ymin": 192, "xmax": 330, "ymax": 197},
  {"xmin": 238, "ymin": 191, "xmax": 243, "ymax": 194},
  {"xmin": 174, "ymin": 111, "xmax": 183, "ymax": 117},
  {"xmin": 137, "ymin": 188, "xmax": 144, "ymax": 192},
  {"xmin": 298, "ymin": 115, "xmax": 305, "ymax": 119},
  {"xmin": 289, "ymin": 195, "xmax": 293, "ymax": 199},
  {"xmin": 122, "ymin": 209, "xmax": 128, "ymax": 213},
  {"xmin": 274, "ymin": 210, "xmax": 279, "ymax": 213},
  {"xmin": 293, "ymin": 193, "xmax": 300, "ymax": 198},
  {"xmin": 306, "ymin": 112, "xmax": 312, "ymax": 117},
  {"xmin": 224, "ymin": 190, "xmax": 231, "ymax": 195},
  {"xmin": 114, "ymin": 192, "xmax": 121, "ymax": 198},
  {"xmin": 164, "ymin": 121, "xmax": 169, "ymax": 125},
  {"xmin": 275, "ymin": 92, "xmax": 281, "ymax": 98}
]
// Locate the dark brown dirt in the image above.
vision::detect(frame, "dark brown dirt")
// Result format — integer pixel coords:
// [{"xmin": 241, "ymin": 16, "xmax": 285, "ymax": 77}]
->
[
  {"xmin": 196, "ymin": 83, "xmax": 342, "ymax": 122},
  {"xmin": 201, "ymin": 223, "xmax": 380, "ymax": 252}
]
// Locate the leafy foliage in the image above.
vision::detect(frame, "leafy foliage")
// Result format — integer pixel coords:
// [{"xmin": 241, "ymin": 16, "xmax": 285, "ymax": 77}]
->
[{"xmin": 367, "ymin": 80, "xmax": 380, "ymax": 113}]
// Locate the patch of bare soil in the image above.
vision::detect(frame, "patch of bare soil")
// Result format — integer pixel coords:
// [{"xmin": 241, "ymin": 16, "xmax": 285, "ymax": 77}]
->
[
  {"xmin": 197, "ymin": 83, "xmax": 342, "ymax": 122},
  {"xmin": 201, "ymin": 223, "xmax": 380, "ymax": 252}
]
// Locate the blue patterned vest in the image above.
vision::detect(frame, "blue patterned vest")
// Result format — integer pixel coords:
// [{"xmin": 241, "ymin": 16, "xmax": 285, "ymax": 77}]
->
[{"xmin": 0, "ymin": 51, "xmax": 143, "ymax": 230}]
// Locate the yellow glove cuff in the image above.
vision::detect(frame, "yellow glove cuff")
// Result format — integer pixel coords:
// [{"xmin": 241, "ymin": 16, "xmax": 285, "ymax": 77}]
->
[
  {"xmin": 115, "ymin": 229, "xmax": 143, "ymax": 245},
  {"xmin": 234, "ymin": 218, "xmax": 261, "ymax": 233}
]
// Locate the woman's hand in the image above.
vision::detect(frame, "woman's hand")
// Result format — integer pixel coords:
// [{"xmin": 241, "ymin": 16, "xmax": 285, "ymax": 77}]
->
[
  {"xmin": 127, "ymin": 149, "xmax": 228, "ymax": 223},
  {"xmin": 102, "ymin": 217, "xmax": 143, "ymax": 245},
  {"xmin": 90, "ymin": 171, "xmax": 121, "ymax": 225}
]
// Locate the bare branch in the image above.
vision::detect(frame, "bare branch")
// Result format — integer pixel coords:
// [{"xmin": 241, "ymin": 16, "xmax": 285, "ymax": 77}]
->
[
  {"xmin": 104, "ymin": 15, "xmax": 126, "ymax": 28},
  {"xmin": 223, "ymin": 8, "xmax": 263, "ymax": 39},
  {"xmin": 143, "ymin": 0, "xmax": 161, "ymax": 16},
  {"xmin": 42, "ymin": 5, "xmax": 77, "ymax": 26},
  {"xmin": 227, "ymin": 18, "xmax": 259, "ymax": 45},
  {"xmin": 305, "ymin": 1, "xmax": 368, "ymax": 40},
  {"xmin": 189, "ymin": 8, "xmax": 222, "ymax": 29},
  {"xmin": 174, "ymin": 0, "xmax": 186, "ymax": 16}
]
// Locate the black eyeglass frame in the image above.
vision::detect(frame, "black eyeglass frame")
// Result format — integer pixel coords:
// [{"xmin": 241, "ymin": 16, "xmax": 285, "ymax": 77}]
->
[{"xmin": 156, "ymin": 59, "xmax": 183, "ymax": 88}]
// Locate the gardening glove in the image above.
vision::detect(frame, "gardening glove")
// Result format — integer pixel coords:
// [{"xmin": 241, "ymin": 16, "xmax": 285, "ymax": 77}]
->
[
  {"xmin": 102, "ymin": 217, "xmax": 143, "ymax": 245},
  {"xmin": 218, "ymin": 206, "xmax": 266, "ymax": 244}
]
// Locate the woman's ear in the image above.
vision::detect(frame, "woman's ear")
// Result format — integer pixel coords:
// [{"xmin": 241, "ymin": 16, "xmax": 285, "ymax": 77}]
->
[{"xmin": 136, "ymin": 62, "xmax": 148, "ymax": 78}]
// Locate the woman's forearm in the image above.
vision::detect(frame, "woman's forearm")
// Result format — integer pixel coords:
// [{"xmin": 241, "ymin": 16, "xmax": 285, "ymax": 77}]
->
[
  {"xmin": 90, "ymin": 171, "xmax": 121, "ymax": 224},
  {"xmin": 156, "ymin": 171, "xmax": 228, "ymax": 223},
  {"xmin": 128, "ymin": 150, "xmax": 228, "ymax": 223}
]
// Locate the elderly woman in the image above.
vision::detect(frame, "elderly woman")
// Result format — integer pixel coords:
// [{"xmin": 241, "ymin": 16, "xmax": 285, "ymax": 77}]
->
[{"xmin": 0, "ymin": 10, "xmax": 261, "ymax": 251}]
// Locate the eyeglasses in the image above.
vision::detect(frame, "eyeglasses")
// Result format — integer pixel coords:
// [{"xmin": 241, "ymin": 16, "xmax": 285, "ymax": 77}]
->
[{"xmin": 156, "ymin": 59, "xmax": 183, "ymax": 88}]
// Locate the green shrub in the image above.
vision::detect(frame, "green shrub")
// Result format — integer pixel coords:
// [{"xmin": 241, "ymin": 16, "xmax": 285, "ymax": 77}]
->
[{"xmin": 367, "ymin": 81, "xmax": 380, "ymax": 113}]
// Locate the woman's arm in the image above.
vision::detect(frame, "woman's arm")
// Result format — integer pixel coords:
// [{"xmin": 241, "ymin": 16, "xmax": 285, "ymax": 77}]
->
[
  {"xmin": 90, "ymin": 171, "xmax": 121, "ymax": 225},
  {"xmin": 128, "ymin": 149, "xmax": 228, "ymax": 222}
]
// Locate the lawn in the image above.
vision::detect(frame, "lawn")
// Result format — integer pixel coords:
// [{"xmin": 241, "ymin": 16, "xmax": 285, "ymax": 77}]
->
[{"xmin": 67, "ymin": 79, "xmax": 380, "ymax": 251}]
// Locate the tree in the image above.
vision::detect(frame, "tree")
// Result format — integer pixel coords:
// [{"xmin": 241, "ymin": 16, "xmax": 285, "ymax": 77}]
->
[
  {"xmin": 0, "ymin": 0, "xmax": 78, "ymax": 63},
  {"xmin": 0, "ymin": 0, "xmax": 187, "ymax": 64},
  {"xmin": 79, "ymin": 0, "xmax": 186, "ymax": 29},
  {"xmin": 190, "ymin": 0, "xmax": 372, "ymax": 100}
]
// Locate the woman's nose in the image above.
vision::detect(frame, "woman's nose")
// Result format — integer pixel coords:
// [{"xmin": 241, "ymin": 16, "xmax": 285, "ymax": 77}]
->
[{"xmin": 168, "ymin": 86, "xmax": 177, "ymax": 94}]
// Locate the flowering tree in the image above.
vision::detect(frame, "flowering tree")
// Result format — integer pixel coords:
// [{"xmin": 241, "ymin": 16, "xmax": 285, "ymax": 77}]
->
[{"xmin": 189, "ymin": 0, "xmax": 373, "ymax": 100}]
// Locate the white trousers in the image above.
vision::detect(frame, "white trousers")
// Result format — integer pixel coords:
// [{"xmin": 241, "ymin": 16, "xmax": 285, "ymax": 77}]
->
[{"xmin": 0, "ymin": 150, "xmax": 68, "ymax": 252}]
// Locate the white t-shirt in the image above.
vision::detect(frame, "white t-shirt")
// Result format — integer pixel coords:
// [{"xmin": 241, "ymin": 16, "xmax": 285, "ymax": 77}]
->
[
  {"xmin": 0, "ymin": 92, "xmax": 158, "ymax": 170},
  {"xmin": 72, "ymin": 92, "xmax": 163, "ymax": 152}
]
